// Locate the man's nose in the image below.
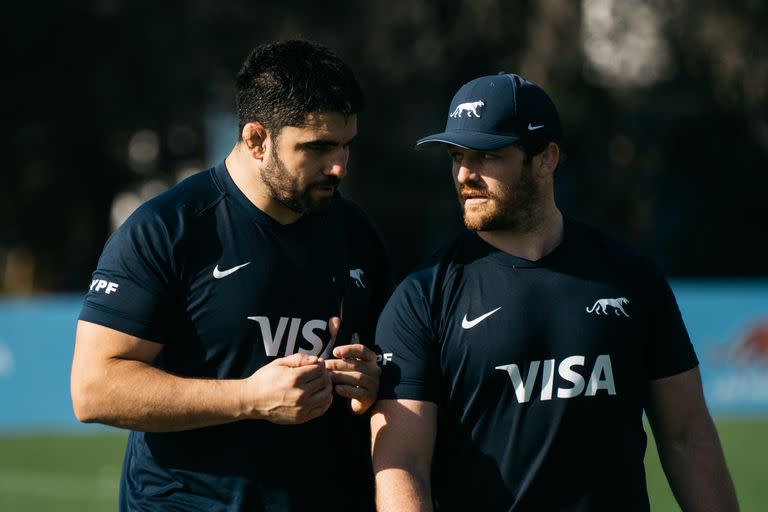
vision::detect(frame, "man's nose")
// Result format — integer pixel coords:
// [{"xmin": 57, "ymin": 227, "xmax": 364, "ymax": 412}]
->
[
  {"xmin": 324, "ymin": 147, "xmax": 349, "ymax": 179},
  {"xmin": 456, "ymin": 158, "xmax": 479, "ymax": 183}
]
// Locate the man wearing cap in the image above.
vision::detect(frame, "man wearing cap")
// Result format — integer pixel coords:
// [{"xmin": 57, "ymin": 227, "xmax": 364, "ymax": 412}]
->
[{"xmin": 370, "ymin": 73, "xmax": 738, "ymax": 511}]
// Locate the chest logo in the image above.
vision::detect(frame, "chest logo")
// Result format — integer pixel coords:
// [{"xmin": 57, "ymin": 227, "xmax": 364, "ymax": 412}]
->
[
  {"xmin": 586, "ymin": 297, "xmax": 630, "ymax": 317},
  {"xmin": 212, "ymin": 261, "xmax": 251, "ymax": 279},
  {"xmin": 349, "ymin": 268, "xmax": 366, "ymax": 288},
  {"xmin": 248, "ymin": 316, "xmax": 332, "ymax": 358},
  {"xmin": 496, "ymin": 354, "xmax": 616, "ymax": 403},
  {"xmin": 462, "ymin": 306, "xmax": 502, "ymax": 329},
  {"xmin": 450, "ymin": 100, "xmax": 485, "ymax": 118}
]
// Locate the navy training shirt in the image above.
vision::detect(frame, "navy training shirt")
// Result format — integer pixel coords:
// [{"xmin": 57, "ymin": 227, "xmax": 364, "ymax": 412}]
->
[
  {"xmin": 80, "ymin": 162, "xmax": 391, "ymax": 511},
  {"xmin": 375, "ymin": 218, "xmax": 698, "ymax": 512}
]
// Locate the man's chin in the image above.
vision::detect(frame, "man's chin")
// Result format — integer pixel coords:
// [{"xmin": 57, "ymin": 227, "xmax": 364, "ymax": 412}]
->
[
  {"xmin": 306, "ymin": 196, "xmax": 335, "ymax": 214},
  {"xmin": 462, "ymin": 209, "xmax": 493, "ymax": 231}
]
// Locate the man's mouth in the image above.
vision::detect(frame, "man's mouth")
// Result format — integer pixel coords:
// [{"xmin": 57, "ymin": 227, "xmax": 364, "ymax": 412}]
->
[
  {"xmin": 461, "ymin": 190, "xmax": 489, "ymax": 205},
  {"xmin": 311, "ymin": 180, "xmax": 339, "ymax": 194}
]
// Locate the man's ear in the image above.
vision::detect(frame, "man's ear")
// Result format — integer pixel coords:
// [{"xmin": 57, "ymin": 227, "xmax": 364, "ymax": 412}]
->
[
  {"xmin": 240, "ymin": 122, "xmax": 270, "ymax": 160},
  {"xmin": 535, "ymin": 142, "xmax": 560, "ymax": 178}
]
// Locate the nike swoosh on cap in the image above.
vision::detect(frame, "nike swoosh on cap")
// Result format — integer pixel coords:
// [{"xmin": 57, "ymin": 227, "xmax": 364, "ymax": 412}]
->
[
  {"xmin": 212, "ymin": 262, "xmax": 251, "ymax": 279},
  {"xmin": 462, "ymin": 306, "xmax": 502, "ymax": 329},
  {"xmin": 528, "ymin": 123, "xmax": 545, "ymax": 130}
]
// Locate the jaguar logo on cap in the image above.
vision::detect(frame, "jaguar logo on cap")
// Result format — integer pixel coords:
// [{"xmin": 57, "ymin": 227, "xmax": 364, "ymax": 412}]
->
[{"xmin": 450, "ymin": 100, "xmax": 485, "ymax": 119}]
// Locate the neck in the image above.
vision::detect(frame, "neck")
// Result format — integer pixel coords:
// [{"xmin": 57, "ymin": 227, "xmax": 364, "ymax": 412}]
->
[
  {"xmin": 224, "ymin": 145, "xmax": 301, "ymax": 225},
  {"xmin": 477, "ymin": 205, "xmax": 564, "ymax": 262}
]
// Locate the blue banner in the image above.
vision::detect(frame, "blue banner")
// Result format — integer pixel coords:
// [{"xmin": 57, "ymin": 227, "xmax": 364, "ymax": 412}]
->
[
  {"xmin": 673, "ymin": 281, "xmax": 768, "ymax": 415},
  {"xmin": 0, "ymin": 283, "xmax": 767, "ymax": 431},
  {"xmin": 0, "ymin": 296, "xmax": 89, "ymax": 431}
]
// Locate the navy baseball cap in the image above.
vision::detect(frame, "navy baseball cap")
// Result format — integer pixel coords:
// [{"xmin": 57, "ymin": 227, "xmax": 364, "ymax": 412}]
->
[{"xmin": 415, "ymin": 72, "xmax": 562, "ymax": 151}]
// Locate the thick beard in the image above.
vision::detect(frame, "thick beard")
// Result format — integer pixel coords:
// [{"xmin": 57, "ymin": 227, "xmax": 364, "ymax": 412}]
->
[
  {"xmin": 260, "ymin": 146, "xmax": 338, "ymax": 215},
  {"xmin": 460, "ymin": 163, "xmax": 540, "ymax": 232}
]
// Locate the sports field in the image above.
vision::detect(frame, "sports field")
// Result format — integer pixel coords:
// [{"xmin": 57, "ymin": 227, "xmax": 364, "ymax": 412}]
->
[{"xmin": 0, "ymin": 419, "xmax": 763, "ymax": 511}]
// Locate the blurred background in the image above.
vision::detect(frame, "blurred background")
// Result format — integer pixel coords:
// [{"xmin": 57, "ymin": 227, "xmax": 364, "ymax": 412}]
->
[{"xmin": 2, "ymin": 0, "xmax": 767, "ymax": 510}]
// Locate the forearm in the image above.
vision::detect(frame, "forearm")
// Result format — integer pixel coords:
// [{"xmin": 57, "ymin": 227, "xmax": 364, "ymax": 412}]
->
[
  {"xmin": 375, "ymin": 467, "xmax": 432, "ymax": 512},
  {"xmin": 72, "ymin": 358, "xmax": 248, "ymax": 432},
  {"xmin": 371, "ymin": 400, "xmax": 437, "ymax": 512},
  {"xmin": 658, "ymin": 415, "xmax": 739, "ymax": 511}
]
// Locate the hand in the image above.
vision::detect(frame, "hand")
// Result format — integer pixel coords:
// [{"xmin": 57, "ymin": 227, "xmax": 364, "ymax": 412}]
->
[
  {"xmin": 325, "ymin": 317, "xmax": 381, "ymax": 415},
  {"xmin": 242, "ymin": 353, "xmax": 333, "ymax": 424}
]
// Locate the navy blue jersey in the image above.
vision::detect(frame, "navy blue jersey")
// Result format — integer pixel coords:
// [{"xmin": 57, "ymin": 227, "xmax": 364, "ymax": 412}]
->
[
  {"xmin": 375, "ymin": 218, "xmax": 697, "ymax": 512},
  {"xmin": 80, "ymin": 162, "xmax": 391, "ymax": 511}
]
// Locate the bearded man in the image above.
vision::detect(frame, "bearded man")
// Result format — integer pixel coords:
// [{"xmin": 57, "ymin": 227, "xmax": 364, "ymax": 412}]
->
[
  {"xmin": 370, "ymin": 73, "xmax": 738, "ymax": 512},
  {"xmin": 71, "ymin": 40, "xmax": 390, "ymax": 511}
]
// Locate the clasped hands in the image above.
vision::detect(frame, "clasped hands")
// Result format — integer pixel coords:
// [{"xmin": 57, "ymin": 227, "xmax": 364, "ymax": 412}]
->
[{"xmin": 242, "ymin": 316, "xmax": 380, "ymax": 424}]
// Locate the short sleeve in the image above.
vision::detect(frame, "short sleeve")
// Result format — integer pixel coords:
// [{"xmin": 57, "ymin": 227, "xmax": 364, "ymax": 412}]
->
[
  {"xmin": 375, "ymin": 275, "xmax": 440, "ymax": 402},
  {"xmin": 79, "ymin": 206, "xmax": 176, "ymax": 344},
  {"xmin": 645, "ymin": 272, "xmax": 699, "ymax": 380}
]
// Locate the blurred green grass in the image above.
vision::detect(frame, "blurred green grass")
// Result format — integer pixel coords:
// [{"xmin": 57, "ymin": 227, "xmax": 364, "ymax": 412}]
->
[
  {"xmin": 645, "ymin": 419, "xmax": 766, "ymax": 512},
  {"xmin": 0, "ymin": 433, "xmax": 126, "ymax": 512},
  {"xmin": 0, "ymin": 420, "xmax": 763, "ymax": 511}
]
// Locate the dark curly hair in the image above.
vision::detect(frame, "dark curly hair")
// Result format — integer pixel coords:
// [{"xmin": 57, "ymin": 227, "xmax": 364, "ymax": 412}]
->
[{"xmin": 235, "ymin": 40, "xmax": 364, "ymax": 137}]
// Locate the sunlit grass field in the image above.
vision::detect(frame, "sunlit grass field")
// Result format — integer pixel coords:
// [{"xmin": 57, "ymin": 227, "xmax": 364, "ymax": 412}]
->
[
  {"xmin": 0, "ymin": 420, "xmax": 763, "ymax": 511},
  {"xmin": 645, "ymin": 419, "xmax": 765, "ymax": 512}
]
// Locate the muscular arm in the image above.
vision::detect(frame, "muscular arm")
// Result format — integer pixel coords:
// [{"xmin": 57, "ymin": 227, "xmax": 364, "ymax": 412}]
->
[
  {"xmin": 646, "ymin": 367, "xmax": 739, "ymax": 511},
  {"xmin": 371, "ymin": 399, "xmax": 437, "ymax": 512},
  {"xmin": 71, "ymin": 320, "xmax": 333, "ymax": 432}
]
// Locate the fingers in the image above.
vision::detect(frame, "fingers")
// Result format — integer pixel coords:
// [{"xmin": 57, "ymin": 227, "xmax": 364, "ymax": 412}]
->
[
  {"xmin": 306, "ymin": 377, "xmax": 333, "ymax": 404},
  {"xmin": 326, "ymin": 360, "xmax": 380, "ymax": 400},
  {"xmin": 288, "ymin": 362, "xmax": 328, "ymax": 387},
  {"xmin": 273, "ymin": 353, "xmax": 329, "ymax": 382},
  {"xmin": 334, "ymin": 384, "xmax": 374, "ymax": 402},
  {"xmin": 326, "ymin": 344, "xmax": 380, "ymax": 416},
  {"xmin": 328, "ymin": 316, "xmax": 341, "ymax": 341},
  {"xmin": 274, "ymin": 386, "xmax": 333, "ymax": 425},
  {"xmin": 326, "ymin": 352, "xmax": 381, "ymax": 379},
  {"xmin": 335, "ymin": 386, "xmax": 376, "ymax": 415},
  {"xmin": 302, "ymin": 367, "xmax": 332, "ymax": 394},
  {"xmin": 326, "ymin": 343, "xmax": 380, "ymax": 413},
  {"xmin": 247, "ymin": 352, "xmax": 338, "ymax": 424},
  {"xmin": 329, "ymin": 366, "xmax": 378, "ymax": 399},
  {"xmin": 325, "ymin": 358, "xmax": 359, "ymax": 372},
  {"xmin": 276, "ymin": 352, "xmax": 321, "ymax": 368},
  {"xmin": 283, "ymin": 371, "xmax": 333, "ymax": 424},
  {"xmin": 304, "ymin": 393, "xmax": 334, "ymax": 421},
  {"xmin": 332, "ymin": 343, "xmax": 377, "ymax": 361},
  {"xmin": 295, "ymin": 378, "xmax": 333, "ymax": 421},
  {"xmin": 328, "ymin": 369, "xmax": 378, "ymax": 390}
]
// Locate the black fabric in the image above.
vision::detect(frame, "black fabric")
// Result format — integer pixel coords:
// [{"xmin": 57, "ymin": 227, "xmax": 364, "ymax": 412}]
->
[{"xmin": 375, "ymin": 217, "xmax": 698, "ymax": 512}]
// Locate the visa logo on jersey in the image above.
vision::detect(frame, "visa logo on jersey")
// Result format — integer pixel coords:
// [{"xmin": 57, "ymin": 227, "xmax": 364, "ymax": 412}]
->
[
  {"xmin": 248, "ymin": 316, "xmax": 334, "ymax": 358},
  {"xmin": 496, "ymin": 354, "xmax": 616, "ymax": 403}
]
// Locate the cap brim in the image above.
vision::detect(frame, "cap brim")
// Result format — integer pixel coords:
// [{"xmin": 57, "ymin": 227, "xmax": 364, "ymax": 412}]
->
[{"xmin": 415, "ymin": 131, "xmax": 521, "ymax": 151}]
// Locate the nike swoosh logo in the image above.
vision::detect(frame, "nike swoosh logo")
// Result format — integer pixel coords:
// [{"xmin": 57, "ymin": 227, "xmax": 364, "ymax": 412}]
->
[
  {"xmin": 212, "ymin": 262, "xmax": 251, "ymax": 279},
  {"xmin": 528, "ymin": 123, "xmax": 544, "ymax": 131},
  {"xmin": 462, "ymin": 307, "xmax": 502, "ymax": 329}
]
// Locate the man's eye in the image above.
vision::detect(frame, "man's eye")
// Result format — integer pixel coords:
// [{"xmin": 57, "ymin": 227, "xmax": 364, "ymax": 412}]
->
[
  {"xmin": 305, "ymin": 144, "xmax": 332, "ymax": 153},
  {"xmin": 481, "ymin": 153, "xmax": 497, "ymax": 160}
]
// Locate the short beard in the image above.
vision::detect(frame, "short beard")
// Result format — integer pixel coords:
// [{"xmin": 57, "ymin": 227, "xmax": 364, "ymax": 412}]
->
[
  {"xmin": 260, "ymin": 144, "xmax": 339, "ymax": 215},
  {"xmin": 460, "ymin": 163, "xmax": 540, "ymax": 232}
]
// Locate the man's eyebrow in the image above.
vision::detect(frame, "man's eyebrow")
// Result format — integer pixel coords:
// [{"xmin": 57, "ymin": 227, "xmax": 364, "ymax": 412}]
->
[{"xmin": 296, "ymin": 135, "xmax": 358, "ymax": 148}]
